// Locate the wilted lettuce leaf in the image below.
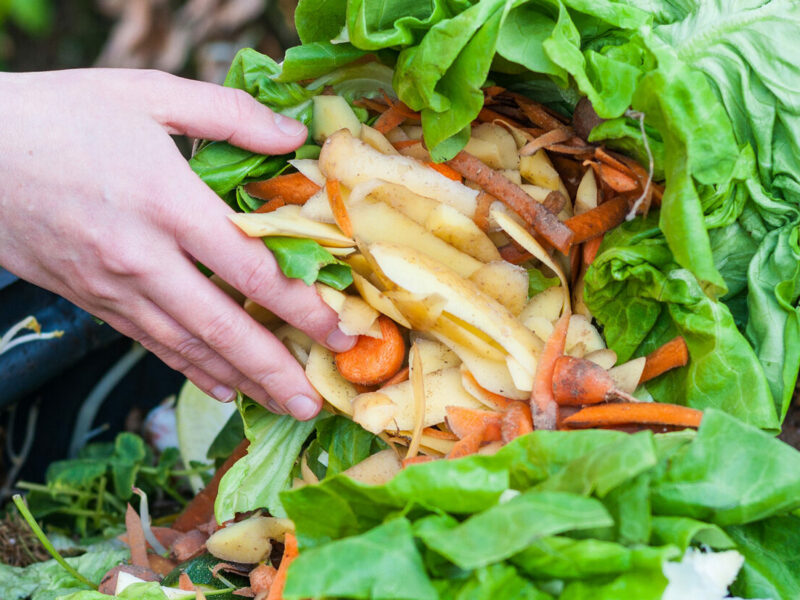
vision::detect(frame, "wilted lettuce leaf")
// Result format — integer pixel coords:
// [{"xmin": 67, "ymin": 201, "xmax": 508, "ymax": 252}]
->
[{"xmin": 215, "ymin": 400, "xmax": 319, "ymax": 522}]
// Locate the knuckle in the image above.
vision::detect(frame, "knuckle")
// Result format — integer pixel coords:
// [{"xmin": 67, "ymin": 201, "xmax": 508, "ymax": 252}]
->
[
  {"xmin": 253, "ymin": 362, "xmax": 285, "ymax": 394},
  {"xmin": 174, "ymin": 335, "xmax": 213, "ymax": 365},
  {"xmin": 198, "ymin": 311, "xmax": 248, "ymax": 355},
  {"xmin": 235, "ymin": 255, "xmax": 279, "ymax": 299}
]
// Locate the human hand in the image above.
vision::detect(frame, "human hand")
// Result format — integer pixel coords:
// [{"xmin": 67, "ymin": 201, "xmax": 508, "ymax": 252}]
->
[{"xmin": 0, "ymin": 68, "xmax": 356, "ymax": 419}]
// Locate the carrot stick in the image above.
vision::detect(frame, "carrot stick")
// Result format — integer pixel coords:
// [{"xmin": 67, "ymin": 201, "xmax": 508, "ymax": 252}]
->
[
  {"xmin": 565, "ymin": 195, "xmax": 630, "ymax": 245},
  {"xmin": 254, "ymin": 197, "xmax": 287, "ymax": 213},
  {"xmin": 531, "ymin": 309, "xmax": 571, "ymax": 430},
  {"xmin": 445, "ymin": 406, "xmax": 502, "ymax": 441},
  {"xmin": 598, "ymin": 163, "xmax": 639, "ymax": 192},
  {"xmin": 172, "ymin": 439, "xmax": 249, "ymax": 532},
  {"xmin": 326, "ymin": 179, "xmax": 353, "ymax": 238},
  {"xmin": 245, "ymin": 172, "xmax": 320, "ymax": 204},
  {"xmin": 551, "ymin": 356, "xmax": 638, "ymax": 406},
  {"xmin": 562, "ymin": 402, "xmax": 703, "ymax": 429},
  {"xmin": 446, "ymin": 430, "xmax": 484, "ymax": 459},
  {"xmin": 582, "ymin": 235, "xmax": 604, "ymax": 266},
  {"xmin": 446, "ymin": 151, "xmax": 574, "ymax": 254},
  {"xmin": 473, "ymin": 192, "xmax": 493, "ymax": 232},
  {"xmin": 335, "ymin": 316, "xmax": 405, "ymax": 385},
  {"xmin": 373, "ymin": 105, "xmax": 406, "ymax": 134},
  {"xmin": 422, "ymin": 427, "xmax": 459, "ymax": 441},
  {"xmin": 381, "ymin": 366, "xmax": 409, "ymax": 387},
  {"xmin": 402, "ymin": 455, "xmax": 435, "ymax": 468},
  {"xmin": 519, "ymin": 128, "xmax": 573, "ymax": 156},
  {"xmin": 266, "ymin": 532, "xmax": 298, "ymax": 600},
  {"xmin": 640, "ymin": 337, "xmax": 689, "ymax": 384},
  {"xmin": 125, "ymin": 504, "xmax": 149, "ymax": 569},
  {"xmin": 501, "ymin": 402, "xmax": 533, "ymax": 443},
  {"xmin": 426, "ymin": 161, "xmax": 462, "ymax": 181}
]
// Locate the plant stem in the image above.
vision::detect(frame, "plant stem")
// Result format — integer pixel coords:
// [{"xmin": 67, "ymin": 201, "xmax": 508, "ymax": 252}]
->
[{"xmin": 12, "ymin": 495, "xmax": 98, "ymax": 590}]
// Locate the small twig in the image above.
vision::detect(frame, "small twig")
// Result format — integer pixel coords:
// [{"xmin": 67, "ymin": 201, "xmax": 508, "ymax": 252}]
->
[{"xmin": 624, "ymin": 110, "xmax": 654, "ymax": 221}]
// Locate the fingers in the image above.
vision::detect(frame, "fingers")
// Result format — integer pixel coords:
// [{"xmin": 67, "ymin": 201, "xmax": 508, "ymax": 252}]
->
[
  {"xmin": 145, "ymin": 256, "xmax": 325, "ymax": 420},
  {"xmin": 138, "ymin": 71, "xmax": 307, "ymax": 155},
  {"xmin": 98, "ymin": 307, "xmax": 287, "ymax": 415},
  {"xmin": 170, "ymin": 173, "xmax": 356, "ymax": 353}
]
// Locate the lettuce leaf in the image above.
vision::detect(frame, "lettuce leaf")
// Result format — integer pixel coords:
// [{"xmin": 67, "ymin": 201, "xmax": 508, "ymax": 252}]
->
[
  {"xmin": 214, "ymin": 399, "xmax": 319, "ymax": 522},
  {"xmin": 262, "ymin": 236, "xmax": 353, "ymax": 290}
]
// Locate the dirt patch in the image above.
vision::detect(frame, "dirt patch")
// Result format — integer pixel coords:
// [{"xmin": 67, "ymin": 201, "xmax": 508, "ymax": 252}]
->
[{"xmin": 0, "ymin": 510, "xmax": 49, "ymax": 567}]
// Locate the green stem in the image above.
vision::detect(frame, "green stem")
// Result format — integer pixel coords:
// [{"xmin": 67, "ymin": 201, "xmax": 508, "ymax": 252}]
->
[{"xmin": 12, "ymin": 494, "xmax": 98, "ymax": 590}]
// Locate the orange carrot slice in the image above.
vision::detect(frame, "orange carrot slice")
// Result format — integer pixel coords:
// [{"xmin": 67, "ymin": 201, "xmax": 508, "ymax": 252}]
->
[
  {"xmin": 373, "ymin": 105, "xmax": 407, "ymax": 134},
  {"xmin": 445, "ymin": 406, "xmax": 502, "ymax": 442},
  {"xmin": 531, "ymin": 309, "xmax": 571, "ymax": 430},
  {"xmin": 598, "ymin": 163, "xmax": 639, "ymax": 193},
  {"xmin": 501, "ymin": 402, "xmax": 533, "ymax": 443},
  {"xmin": 565, "ymin": 195, "xmax": 630, "ymax": 245},
  {"xmin": 254, "ymin": 197, "xmax": 287, "ymax": 213},
  {"xmin": 552, "ymin": 356, "xmax": 638, "ymax": 406},
  {"xmin": 640, "ymin": 337, "xmax": 689, "ymax": 384},
  {"xmin": 426, "ymin": 161, "xmax": 462, "ymax": 181},
  {"xmin": 562, "ymin": 402, "xmax": 703, "ymax": 429},
  {"xmin": 245, "ymin": 172, "xmax": 320, "ymax": 204},
  {"xmin": 582, "ymin": 235, "xmax": 604, "ymax": 266},
  {"xmin": 335, "ymin": 316, "xmax": 405, "ymax": 385},
  {"xmin": 446, "ymin": 151, "xmax": 574, "ymax": 254},
  {"xmin": 266, "ymin": 532, "xmax": 298, "ymax": 600},
  {"xmin": 381, "ymin": 366, "xmax": 410, "ymax": 387},
  {"xmin": 326, "ymin": 179, "xmax": 353, "ymax": 238},
  {"xmin": 446, "ymin": 430, "xmax": 484, "ymax": 459},
  {"xmin": 422, "ymin": 427, "xmax": 459, "ymax": 441},
  {"xmin": 461, "ymin": 370, "xmax": 516, "ymax": 411}
]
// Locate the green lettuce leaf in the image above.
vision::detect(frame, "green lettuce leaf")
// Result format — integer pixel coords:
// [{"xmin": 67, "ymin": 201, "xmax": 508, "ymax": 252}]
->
[
  {"xmin": 262, "ymin": 236, "xmax": 353, "ymax": 290},
  {"xmin": 313, "ymin": 414, "xmax": 386, "ymax": 476},
  {"xmin": 511, "ymin": 536, "xmax": 678, "ymax": 580},
  {"xmin": 215, "ymin": 399, "xmax": 319, "ymax": 522},
  {"xmin": 651, "ymin": 409, "xmax": 800, "ymax": 525},
  {"xmin": 283, "ymin": 518, "xmax": 438, "ymax": 600},
  {"xmin": 416, "ymin": 491, "xmax": 613, "ymax": 569},
  {"xmin": 434, "ymin": 563, "xmax": 552, "ymax": 600},
  {"xmin": 726, "ymin": 515, "xmax": 800, "ymax": 599}
]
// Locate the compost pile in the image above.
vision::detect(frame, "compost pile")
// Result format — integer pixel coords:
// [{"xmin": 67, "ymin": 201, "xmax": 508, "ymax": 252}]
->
[{"xmin": 4, "ymin": 1, "xmax": 800, "ymax": 599}]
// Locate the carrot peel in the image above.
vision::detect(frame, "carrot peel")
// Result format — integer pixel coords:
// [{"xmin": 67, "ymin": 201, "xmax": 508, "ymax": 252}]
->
[
  {"xmin": 266, "ymin": 532, "xmax": 298, "ymax": 600},
  {"xmin": 531, "ymin": 310, "xmax": 571, "ymax": 430},
  {"xmin": 445, "ymin": 406, "xmax": 502, "ymax": 442},
  {"xmin": 562, "ymin": 402, "xmax": 702, "ymax": 430},
  {"xmin": 326, "ymin": 179, "xmax": 353, "ymax": 238},
  {"xmin": 552, "ymin": 356, "xmax": 638, "ymax": 406},
  {"xmin": 640, "ymin": 336, "xmax": 689, "ymax": 384}
]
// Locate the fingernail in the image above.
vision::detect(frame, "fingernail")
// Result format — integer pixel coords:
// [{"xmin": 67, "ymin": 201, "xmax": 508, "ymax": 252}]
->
[
  {"xmin": 286, "ymin": 394, "xmax": 320, "ymax": 420},
  {"xmin": 327, "ymin": 327, "xmax": 357, "ymax": 352},
  {"xmin": 274, "ymin": 113, "xmax": 306, "ymax": 137},
  {"xmin": 266, "ymin": 399, "xmax": 286, "ymax": 414},
  {"xmin": 211, "ymin": 385, "xmax": 235, "ymax": 403}
]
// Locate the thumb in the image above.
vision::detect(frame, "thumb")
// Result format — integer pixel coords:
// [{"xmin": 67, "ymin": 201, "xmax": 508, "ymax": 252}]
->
[{"xmin": 141, "ymin": 71, "xmax": 307, "ymax": 155}]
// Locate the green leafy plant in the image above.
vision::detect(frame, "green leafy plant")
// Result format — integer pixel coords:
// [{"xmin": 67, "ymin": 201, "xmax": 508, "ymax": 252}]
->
[{"xmin": 18, "ymin": 432, "xmax": 208, "ymax": 539}]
